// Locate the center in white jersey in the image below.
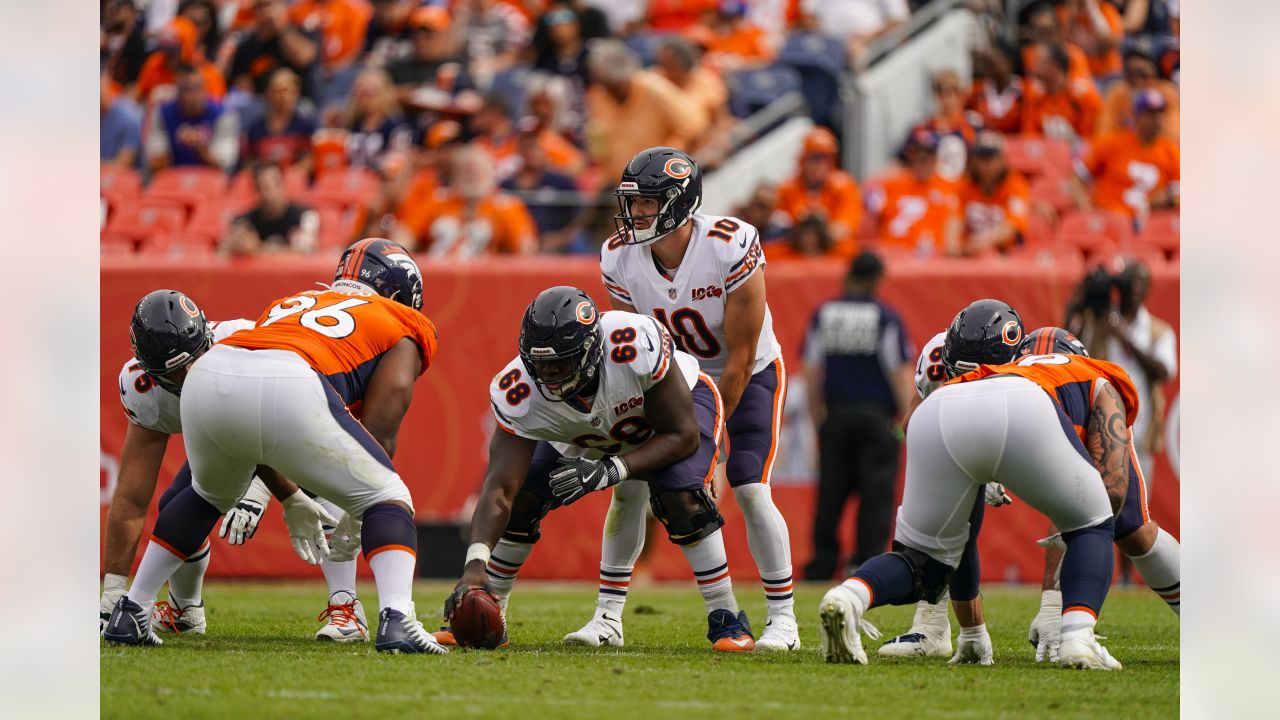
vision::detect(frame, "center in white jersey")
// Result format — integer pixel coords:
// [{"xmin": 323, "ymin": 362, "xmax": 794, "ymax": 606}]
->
[
  {"xmin": 118, "ymin": 319, "xmax": 256, "ymax": 434},
  {"xmin": 913, "ymin": 331, "xmax": 948, "ymax": 400},
  {"xmin": 491, "ymin": 310, "xmax": 700, "ymax": 460},
  {"xmin": 600, "ymin": 213, "xmax": 781, "ymax": 378}
]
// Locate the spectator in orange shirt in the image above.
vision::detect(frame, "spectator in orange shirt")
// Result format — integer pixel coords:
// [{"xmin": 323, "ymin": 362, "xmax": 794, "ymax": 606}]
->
[
  {"xmin": 584, "ymin": 39, "xmax": 707, "ymax": 180},
  {"xmin": 697, "ymin": 1, "xmax": 775, "ymax": 72},
  {"xmin": 135, "ymin": 16, "xmax": 227, "ymax": 103},
  {"xmin": 865, "ymin": 127, "xmax": 961, "ymax": 256},
  {"xmin": 288, "ymin": 0, "xmax": 371, "ymax": 71},
  {"xmin": 957, "ymin": 131, "xmax": 1031, "ymax": 255},
  {"xmin": 1097, "ymin": 44, "xmax": 1179, "ymax": 141},
  {"xmin": 776, "ymin": 126, "xmax": 864, "ymax": 256},
  {"xmin": 921, "ymin": 69, "xmax": 979, "ymax": 184},
  {"xmin": 655, "ymin": 36, "xmax": 735, "ymax": 165},
  {"xmin": 1022, "ymin": 43, "xmax": 1102, "ymax": 142},
  {"xmin": 177, "ymin": 0, "xmax": 222, "ymax": 64},
  {"xmin": 402, "ymin": 144, "xmax": 538, "ymax": 257},
  {"xmin": 1023, "ymin": 4, "xmax": 1093, "ymax": 86},
  {"xmin": 647, "ymin": 0, "xmax": 719, "ymax": 32},
  {"xmin": 966, "ymin": 40, "xmax": 1024, "ymax": 135},
  {"xmin": 1057, "ymin": 0, "xmax": 1124, "ymax": 83},
  {"xmin": 520, "ymin": 74, "xmax": 587, "ymax": 175},
  {"xmin": 1073, "ymin": 89, "xmax": 1179, "ymax": 222},
  {"xmin": 227, "ymin": 0, "xmax": 320, "ymax": 100},
  {"xmin": 470, "ymin": 93, "xmax": 521, "ymax": 183}
]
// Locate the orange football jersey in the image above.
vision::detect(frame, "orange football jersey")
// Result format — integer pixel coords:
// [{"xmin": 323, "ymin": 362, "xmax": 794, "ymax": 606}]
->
[
  {"xmin": 1083, "ymin": 130, "xmax": 1180, "ymax": 219},
  {"xmin": 957, "ymin": 170, "xmax": 1031, "ymax": 246},
  {"xmin": 866, "ymin": 170, "xmax": 960, "ymax": 254},
  {"xmin": 776, "ymin": 170, "xmax": 864, "ymax": 252},
  {"xmin": 965, "ymin": 77, "xmax": 1025, "ymax": 135},
  {"xmin": 223, "ymin": 288, "xmax": 438, "ymax": 406},
  {"xmin": 288, "ymin": 0, "xmax": 371, "ymax": 70},
  {"xmin": 1022, "ymin": 79, "xmax": 1102, "ymax": 140},
  {"xmin": 946, "ymin": 354, "xmax": 1139, "ymax": 440},
  {"xmin": 403, "ymin": 191, "xmax": 537, "ymax": 257},
  {"xmin": 1057, "ymin": 3, "xmax": 1124, "ymax": 78}
]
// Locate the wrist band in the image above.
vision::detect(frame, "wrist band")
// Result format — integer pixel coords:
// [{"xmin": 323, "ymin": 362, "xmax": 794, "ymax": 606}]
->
[
  {"xmin": 608, "ymin": 455, "xmax": 630, "ymax": 483},
  {"xmin": 465, "ymin": 542, "xmax": 491, "ymax": 567}
]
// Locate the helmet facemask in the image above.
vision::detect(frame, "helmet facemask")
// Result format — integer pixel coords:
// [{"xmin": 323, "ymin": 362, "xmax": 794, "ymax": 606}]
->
[
  {"xmin": 131, "ymin": 326, "xmax": 213, "ymax": 396},
  {"xmin": 613, "ymin": 183, "xmax": 699, "ymax": 246},
  {"xmin": 521, "ymin": 327, "xmax": 602, "ymax": 402}
]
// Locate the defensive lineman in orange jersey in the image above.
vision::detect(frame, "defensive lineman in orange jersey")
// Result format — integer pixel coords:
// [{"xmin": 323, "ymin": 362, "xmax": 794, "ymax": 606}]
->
[{"xmin": 104, "ymin": 238, "xmax": 449, "ymax": 654}]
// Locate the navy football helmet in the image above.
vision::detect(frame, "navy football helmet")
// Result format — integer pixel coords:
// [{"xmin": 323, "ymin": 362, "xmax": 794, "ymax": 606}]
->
[
  {"xmin": 129, "ymin": 289, "xmax": 214, "ymax": 395},
  {"xmin": 519, "ymin": 286, "xmax": 603, "ymax": 402},
  {"xmin": 1017, "ymin": 326, "xmax": 1089, "ymax": 358},
  {"xmin": 333, "ymin": 238, "xmax": 424, "ymax": 311},
  {"xmin": 613, "ymin": 146, "xmax": 702, "ymax": 245},
  {"xmin": 942, "ymin": 299, "xmax": 1024, "ymax": 377}
]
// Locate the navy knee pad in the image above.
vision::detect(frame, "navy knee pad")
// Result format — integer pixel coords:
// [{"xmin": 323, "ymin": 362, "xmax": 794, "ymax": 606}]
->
[
  {"xmin": 650, "ymin": 488, "xmax": 724, "ymax": 546},
  {"xmin": 157, "ymin": 462, "xmax": 194, "ymax": 513},
  {"xmin": 500, "ymin": 489, "xmax": 556, "ymax": 545},
  {"xmin": 949, "ymin": 495, "xmax": 987, "ymax": 602},
  {"xmin": 152, "ymin": 486, "xmax": 222, "ymax": 559},
  {"xmin": 361, "ymin": 502, "xmax": 417, "ymax": 558},
  {"xmin": 1060, "ymin": 517, "xmax": 1116, "ymax": 615},
  {"xmin": 891, "ymin": 541, "xmax": 956, "ymax": 605}
]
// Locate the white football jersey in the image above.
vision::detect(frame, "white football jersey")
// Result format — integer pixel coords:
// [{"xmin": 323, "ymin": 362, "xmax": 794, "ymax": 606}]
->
[
  {"xmin": 600, "ymin": 213, "xmax": 781, "ymax": 378},
  {"xmin": 118, "ymin": 319, "xmax": 256, "ymax": 434},
  {"xmin": 490, "ymin": 311, "xmax": 700, "ymax": 460},
  {"xmin": 913, "ymin": 331, "xmax": 948, "ymax": 400}
]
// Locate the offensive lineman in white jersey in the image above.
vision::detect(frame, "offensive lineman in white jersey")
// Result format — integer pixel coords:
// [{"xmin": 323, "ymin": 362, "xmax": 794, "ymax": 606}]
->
[
  {"xmin": 101, "ymin": 290, "xmax": 368, "ymax": 642},
  {"xmin": 443, "ymin": 287, "xmax": 756, "ymax": 652},
  {"xmin": 584, "ymin": 146, "xmax": 796, "ymax": 651}
]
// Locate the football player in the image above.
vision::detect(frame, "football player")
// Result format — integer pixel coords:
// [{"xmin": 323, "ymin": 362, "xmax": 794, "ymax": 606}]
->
[
  {"xmin": 101, "ymin": 291, "xmax": 369, "ymax": 642},
  {"xmin": 104, "ymin": 238, "xmax": 448, "ymax": 655},
  {"xmin": 444, "ymin": 286, "xmax": 756, "ymax": 652},
  {"xmin": 877, "ymin": 299, "xmax": 1024, "ymax": 664},
  {"xmin": 819, "ymin": 319, "xmax": 1130, "ymax": 670},
  {"xmin": 583, "ymin": 146, "xmax": 798, "ymax": 651}
]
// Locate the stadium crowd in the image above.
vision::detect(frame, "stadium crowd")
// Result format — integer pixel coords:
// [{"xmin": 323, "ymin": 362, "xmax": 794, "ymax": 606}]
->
[{"xmin": 100, "ymin": 0, "xmax": 1180, "ymax": 263}]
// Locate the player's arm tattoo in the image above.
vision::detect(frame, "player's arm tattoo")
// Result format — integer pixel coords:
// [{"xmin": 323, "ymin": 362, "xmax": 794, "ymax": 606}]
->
[{"xmin": 1087, "ymin": 381, "xmax": 1131, "ymax": 515}]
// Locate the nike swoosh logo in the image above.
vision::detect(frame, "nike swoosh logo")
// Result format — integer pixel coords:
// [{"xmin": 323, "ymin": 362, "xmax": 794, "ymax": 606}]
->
[
  {"xmin": 643, "ymin": 335, "xmax": 654, "ymax": 352},
  {"xmin": 601, "ymin": 613, "xmax": 619, "ymax": 624},
  {"xmin": 334, "ymin": 626, "xmax": 362, "ymax": 636},
  {"xmin": 728, "ymin": 637, "xmax": 751, "ymax": 648}
]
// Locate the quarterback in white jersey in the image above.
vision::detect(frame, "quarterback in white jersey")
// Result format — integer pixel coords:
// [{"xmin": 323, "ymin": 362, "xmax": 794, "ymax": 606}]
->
[
  {"xmin": 102, "ymin": 291, "xmax": 367, "ymax": 643},
  {"xmin": 444, "ymin": 287, "xmax": 757, "ymax": 653},
  {"xmin": 591, "ymin": 147, "xmax": 798, "ymax": 651}
]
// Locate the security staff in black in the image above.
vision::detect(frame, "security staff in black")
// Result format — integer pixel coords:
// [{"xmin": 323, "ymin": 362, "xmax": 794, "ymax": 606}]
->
[{"xmin": 801, "ymin": 252, "xmax": 916, "ymax": 580}]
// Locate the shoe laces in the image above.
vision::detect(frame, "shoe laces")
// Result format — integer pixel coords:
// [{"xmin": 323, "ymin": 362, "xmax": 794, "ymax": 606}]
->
[
  {"xmin": 153, "ymin": 601, "xmax": 182, "ymax": 634},
  {"xmin": 858, "ymin": 618, "xmax": 882, "ymax": 641},
  {"xmin": 318, "ymin": 602, "xmax": 362, "ymax": 628}
]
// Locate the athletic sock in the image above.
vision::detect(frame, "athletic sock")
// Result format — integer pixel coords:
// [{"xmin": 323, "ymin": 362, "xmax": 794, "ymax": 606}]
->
[
  {"xmin": 131, "ymin": 486, "xmax": 223, "ymax": 604},
  {"xmin": 322, "ymin": 558, "xmax": 359, "ymax": 599},
  {"xmin": 486, "ymin": 538, "xmax": 533, "ymax": 614},
  {"xmin": 595, "ymin": 480, "xmax": 648, "ymax": 615},
  {"xmin": 1128, "ymin": 528, "xmax": 1180, "ymax": 617},
  {"xmin": 361, "ymin": 502, "xmax": 418, "ymax": 615},
  {"xmin": 732, "ymin": 484, "xmax": 794, "ymax": 619},
  {"xmin": 128, "ymin": 541, "xmax": 188, "ymax": 606},
  {"xmin": 1061, "ymin": 608, "xmax": 1097, "ymax": 635},
  {"xmin": 679, "ymin": 529, "xmax": 738, "ymax": 614},
  {"xmin": 166, "ymin": 541, "xmax": 210, "ymax": 608}
]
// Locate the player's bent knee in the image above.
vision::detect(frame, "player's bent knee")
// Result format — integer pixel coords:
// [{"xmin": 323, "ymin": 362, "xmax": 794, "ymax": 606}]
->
[
  {"xmin": 650, "ymin": 488, "xmax": 724, "ymax": 546},
  {"xmin": 361, "ymin": 502, "xmax": 417, "ymax": 558},
  {"xmin": 502, "ymin": 490, "xmax": 555, "ymax": 545},
  {"xmin": 890, "ymin": 541, "xmax": 955, "ymax": 605},
  {"xmin": 1116, "ymin": 521, "xmax": 1158, "ymax": 556}
]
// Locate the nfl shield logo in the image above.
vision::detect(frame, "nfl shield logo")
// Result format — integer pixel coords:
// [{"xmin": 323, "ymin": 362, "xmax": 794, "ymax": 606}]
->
[
  {"xmin": 590, "ymin": 417, "xmax": 602, "ymax": 427},
  {"xmin": 667, "ymin": 287, "xmax": 678, "ymax": 301}
]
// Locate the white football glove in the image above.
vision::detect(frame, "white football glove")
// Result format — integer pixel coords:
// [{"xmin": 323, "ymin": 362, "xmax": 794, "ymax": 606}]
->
[
  {"xmin": 326, "ymin": 509, "xmax": 363, "ymax": 563},
  {"xmin": 100, "ymin": 573, "xmax": 128, "ymax": 631},
  {"xmin": 281, "ymin": 489, "xmax": 338, "ymax": 565},
  {"xmin": 948, "ymin": 625, "xmax": 994, "ymax": 666},
  {"xmin": 984, "ymin": 482, "xmax": 1013, "ymax": 507},
  {"xmin": 219, "ymin": 477, "xmax": 271, "ymax": 545},
  {"xmin": 1028, "ymin": 589, "xmax": 1063, "ymax": 662}
]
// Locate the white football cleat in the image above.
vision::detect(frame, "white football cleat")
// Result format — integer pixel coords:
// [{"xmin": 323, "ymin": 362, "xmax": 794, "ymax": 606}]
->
[
  {"xmin": 755, "ymin": 614, "xmax": 800, "ymax": 652},
  {"xmin": 563, "ymin": 608, "xmax": 624, "ymax": 647},
  {"xmin": 878, "ymin": 599, "xmax": 952, "ymax": 657},
  {"xmin": 152, "ymin": 596, "xmax": 207, "ymax": 634},
  {"xmin": 1059, "ymin": 628, "xmax": 1122, "ymax": 670},
  {"xmin": 819, "ymin": 585, "xmax": 879, "ymax": 664},
  {"xmin": 315, "ymin": 592, "xmax": 369, "ymax": 642}
]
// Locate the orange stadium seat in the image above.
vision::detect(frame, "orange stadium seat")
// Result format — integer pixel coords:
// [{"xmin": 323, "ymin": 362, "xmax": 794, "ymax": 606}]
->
[
  {"xmin": 1056, "ymin": 232, "xmax": 1117, "ymax": 260},
  {"xmin": 100, "ymin": 232, "xmax": 137, "ymax": 256},
  {"xmin": 145, "ymin": 167, "xmax": 229, "ymax": 212},
  {"xmin": 1009, "ymin": 241, "xmax": 1086, "ymax": 274},
  {"xmin": 1138, "ymin": 210, "xmax": 1179, "ymax": 255},
  {"xmin": 104, "ymin": 200, "xmax": 186, "ymax": 244},
  {"xmin": 1030, "ymin": 175, "xmax": 1075, "ymax": 214},
  {"xmin": 101, "ymin": 167, "xmax": 142, "ymax": 204},
  {"xmin": 1056, "ymin": 209, "xmax": 1133, "ymax": 245},
  {"xmin": 1024, "ymin": 211, "xmax": 1054, "ymax": 246},
  {"xmin": 1006, "ymin": 137, "xmax": 1072, "ymax": 179},
  {"xmin": 307, "ymin": 168, "xmax": 379, "ymax": 210},
  {"xmin": 167, "ymin": 233, "xmax": 220, "ymax": 260}
]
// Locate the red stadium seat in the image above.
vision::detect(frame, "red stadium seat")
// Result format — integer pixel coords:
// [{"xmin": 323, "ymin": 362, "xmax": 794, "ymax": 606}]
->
[
  {"xmin": 316, "ymin": 205, "xmax": 359, "ymax": 253},
  {"xmin": 1057, "ymin": 232, "xmax": 1117, "ymax": 260},
  {"xmin": 1008, "ymin": 242, "xmax": 1086, "ymax": 274},
  {"xmin": 105, "ymin": 200, "xmax": 187, "ymax": 243},
  {"xmin": 1137, "ymin": 210, "xmax": 1179, "ymax": 254},
  {"xmin": 101, "ymin": 166, "xmax": 142, "ymax": 204},
  {"xmin": 168, "ymin": 233, "xmax": 220, "ymax": 260},
  {"xmin": 1024, "ymin": 211, "xmax": 1054, "ymax": 246},
  {"xmin": 186, "ymin": 199, "xmax": 253, "ymax": 238},
  {"xmin": 227, "ymin": 165, "xmax": 310, "ymax": 207},
  {"xmin": 307, "ymin": 168, "xmax": 379, "ymax": 210},
  {"xmin": 145, "ymin": 167, "xmax": 229, "ymax": 212},
  {"xmin": 1030, "ymin": 175, "xmax": 1075, "ymax": 214},
  {"xmin": 101, "ymin": 233, "xmax": 137, "ymax": 256},
  {"xmin": 1056, "ymin": 209, "xmax": 1133, "ymax": 245},
  {"xmin": 1006, "ymin": 137, "xmax": 1072, "ymax": 179}
]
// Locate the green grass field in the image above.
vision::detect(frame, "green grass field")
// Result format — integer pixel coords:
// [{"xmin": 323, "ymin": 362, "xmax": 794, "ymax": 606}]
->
[{"xmin": 101, "ymin": 581, "xmax": 1178, "ymax": 719}]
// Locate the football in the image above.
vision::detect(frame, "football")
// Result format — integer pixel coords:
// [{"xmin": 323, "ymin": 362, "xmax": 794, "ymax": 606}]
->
[{"xmin": 451, "ymin": 588, "xmax": 506, "ymax": 649}]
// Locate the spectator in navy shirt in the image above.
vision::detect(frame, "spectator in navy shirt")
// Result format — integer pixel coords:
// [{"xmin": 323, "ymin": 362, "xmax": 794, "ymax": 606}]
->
[
  {"xmin": 146, "ymin": 66, "xmax": 239, "ymax": 172},
  {"xmin": 101, "ymin": 71, "xmax": 142, "ymax": 169},
  {"xmin": 801, "ymin": 251, "xmax": 915, "ymax": 580},
  {"xmin": 500, "ymin": 127, "xmax": 584, "ymax": 253},
  {"xmin": 340, "ymin": 68, "xmax": 414, "ymax": 169},
  {"xmin": 242, "ymin": 68, "xmax": 316, "ymax": 172}
]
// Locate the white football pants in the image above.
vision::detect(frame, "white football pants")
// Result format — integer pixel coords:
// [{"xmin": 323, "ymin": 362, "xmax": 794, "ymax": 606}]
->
[
  {"xmin": 897, "ymin": 375, "xmax": 1113, "ymax": 567},
  {"xmin": 180, "ymin": 345, "xmax": 413, "ymax": 516}
]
